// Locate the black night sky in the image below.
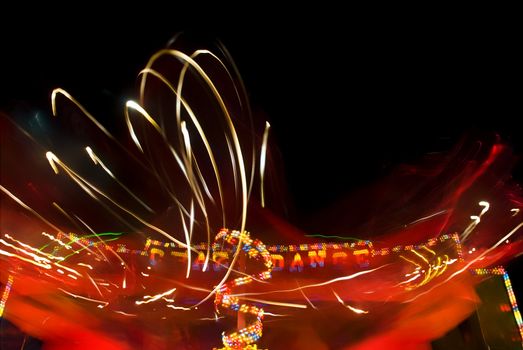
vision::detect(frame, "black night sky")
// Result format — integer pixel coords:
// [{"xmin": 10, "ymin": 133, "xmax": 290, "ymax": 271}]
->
[
  {"xmin": 1, "ymin": 10, "xmax": 522, "ymax": 341},
  {"xmin": 2, "ymin": 18, "xmax": 521, "ymax": 215}
]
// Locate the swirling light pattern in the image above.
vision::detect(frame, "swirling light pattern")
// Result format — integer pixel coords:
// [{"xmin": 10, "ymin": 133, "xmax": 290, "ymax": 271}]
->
[
  {"xmin": 1, "ymin": 36, "xmax": 522, "ymax": 349},
  {"xmin": 213, "ymin": 229, "xmax": 273, "ymax": 349}
]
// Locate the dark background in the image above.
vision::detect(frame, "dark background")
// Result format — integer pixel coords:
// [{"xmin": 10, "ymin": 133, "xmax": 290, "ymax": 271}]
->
[
  {"xmin": 1, "ymin": 17, "xmax": 521, "ymax": 215},
  {"xmin": 1, "ymin": 10, "xmax": 522, "ymax": 336}
]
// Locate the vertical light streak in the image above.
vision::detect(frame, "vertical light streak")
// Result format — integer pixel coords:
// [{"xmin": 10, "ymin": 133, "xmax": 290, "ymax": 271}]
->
[
  {"xmin": 260, "ymin": 122, "xmax": 270, "ymax": 208},
  {"xmin": 0, "ymin": 275, "xmax": 14, "ymax": 317},
  {"xmin": 179, "ymin": 204, "xmax": 192, "ymax": 278},
  {"xmin": 139, "ymin": 53, "xmax": 249, "ymax": 297},
  {"xmin": 135, "ymin": 67, "xmax": 226, "ymax": 273}
]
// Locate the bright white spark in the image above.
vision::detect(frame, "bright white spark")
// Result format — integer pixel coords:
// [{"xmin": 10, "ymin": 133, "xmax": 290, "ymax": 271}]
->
[{"xmin": 136, "ymin": 288, "xmax": 177, "ymax": 305}]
